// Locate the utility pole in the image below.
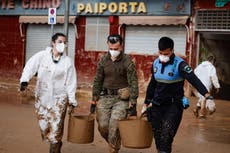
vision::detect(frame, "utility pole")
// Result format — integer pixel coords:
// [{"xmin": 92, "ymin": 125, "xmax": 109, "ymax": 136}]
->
[{"xmin": 64, "ymin": 0, "xmax": 70, "ymax": 55}]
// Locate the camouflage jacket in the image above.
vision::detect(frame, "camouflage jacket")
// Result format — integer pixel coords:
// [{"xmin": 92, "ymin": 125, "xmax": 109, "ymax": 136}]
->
[{"xmin": 92, "ymin": 52, "xmax": 139, "ymax": 104}]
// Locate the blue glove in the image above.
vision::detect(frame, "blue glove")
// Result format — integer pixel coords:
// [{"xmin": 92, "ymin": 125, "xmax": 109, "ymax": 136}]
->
[{"xmin": 182, "ymin": 96, "xmax": 190, "ymax": 109}]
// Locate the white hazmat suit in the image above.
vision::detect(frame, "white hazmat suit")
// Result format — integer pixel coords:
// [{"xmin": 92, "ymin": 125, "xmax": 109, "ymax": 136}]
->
[
  {"xmin": 20, "ymin": 47, "xmax": 77, "ymax": 143},
  {"xmin": 194, "ymin": 61, "xmax": 220, "ymax": 112}
]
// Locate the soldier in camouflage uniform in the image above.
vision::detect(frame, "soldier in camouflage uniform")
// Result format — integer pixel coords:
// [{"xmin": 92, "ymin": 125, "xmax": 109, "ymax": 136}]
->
[{"xmin": 90, "ymin": 34, "xmax": 139, "ymax": 153}]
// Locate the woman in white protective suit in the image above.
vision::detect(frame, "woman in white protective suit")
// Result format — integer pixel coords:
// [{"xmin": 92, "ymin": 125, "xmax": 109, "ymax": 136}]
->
[
  {"xmin": 193, "ymin": 56, "xmax": 220, "ymax": 118},
  {"xmin": 19, "ymin": 33, "xmax": 77, "ymax": 153}
]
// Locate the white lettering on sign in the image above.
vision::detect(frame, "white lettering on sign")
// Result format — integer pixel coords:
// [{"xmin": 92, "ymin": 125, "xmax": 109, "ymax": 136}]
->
[{"xmin": 0, "ymin": 0, "xmax": 61, "ymax": 9}]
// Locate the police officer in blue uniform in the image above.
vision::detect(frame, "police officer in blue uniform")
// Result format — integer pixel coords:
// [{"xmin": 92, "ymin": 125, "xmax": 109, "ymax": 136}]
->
[{"xmin": 143, "ymin": 37, "xmax": 213, "ymax": 153}]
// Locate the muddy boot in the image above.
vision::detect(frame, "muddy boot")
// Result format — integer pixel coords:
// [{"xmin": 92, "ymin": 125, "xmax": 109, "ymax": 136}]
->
[
  {"xmin": 157, "ymin": 150, "xmax": 168, "ymax": 153},
  {"xmin": 199, "ymin": 108, "xmax": 206, "ymax": 119},
  {"xmin": 108, "ymin": 145, "xmax": 119, "ymax": 153},
  {"xmin": 50, "ymin": 142, "xmax": 62, "ymax": 153},
  {"xmin": 193, "ymin": 106, "xmax": 200, "ymax": 118}
]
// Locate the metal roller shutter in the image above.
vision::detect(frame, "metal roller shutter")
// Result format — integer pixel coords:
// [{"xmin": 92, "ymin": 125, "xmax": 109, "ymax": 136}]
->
[
  {"xmin": 124, "ymin": 26, "xmax": 186, "ymax": 56},
  {"xmin": 26, "ymin": 24, "xmax": 76, "ymax": 62}
]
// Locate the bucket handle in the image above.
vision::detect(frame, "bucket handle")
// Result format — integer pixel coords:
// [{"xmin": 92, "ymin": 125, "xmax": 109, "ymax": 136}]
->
[
  {"xmin": 87, "ymin": 112, "xmax": 95, "ymax": 120},
  {"xmin": 69, "ymin": 113, "xmax": 95, "ymax": 121}
]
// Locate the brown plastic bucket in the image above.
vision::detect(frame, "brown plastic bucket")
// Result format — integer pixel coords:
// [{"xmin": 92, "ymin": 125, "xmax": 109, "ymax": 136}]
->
[
  {"xmin": 118, "ymin": 117, "xmax": 153, "ymax": 148},
  {"xmin": 67, "ymin": 114, "xmax": 95, "ymax": 144}
]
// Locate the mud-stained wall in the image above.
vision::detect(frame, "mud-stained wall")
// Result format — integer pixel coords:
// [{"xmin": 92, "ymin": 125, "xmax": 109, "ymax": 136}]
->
[{"xmin": 0, "ymin": 16, "xmax": 24, "ymax": 79}]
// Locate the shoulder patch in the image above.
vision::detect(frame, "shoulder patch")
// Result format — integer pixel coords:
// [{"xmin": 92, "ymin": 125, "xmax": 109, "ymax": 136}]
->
[
  {"xmin": 154, "ymin": 67, "xmax": 157, "ymax": 73},
  {"xmin": 183, "ymin": 65, "xmax": 192, "ymax": 73}
]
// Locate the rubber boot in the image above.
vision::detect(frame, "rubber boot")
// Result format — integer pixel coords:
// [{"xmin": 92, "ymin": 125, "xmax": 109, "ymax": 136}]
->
[
  {"xmin": 108, "ymin": 145, "xmax": 119, "ymax": 153},
  {"xmin": 193, "ymin": 106, "xmax": 200, "ymax": 118},
  {"xmin": 199, "ymin": 107, "xmax": 206, "ymax": 119},
  {"xmin": 50, "ymin": 141, "xmax": 62, "ymax": 153},
  {"xmin": 157, "ymin": 150, "xmax": 168, "ymax": 153}
]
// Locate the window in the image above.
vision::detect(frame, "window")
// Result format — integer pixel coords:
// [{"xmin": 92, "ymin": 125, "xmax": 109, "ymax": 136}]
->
[{"xmin": 85, "ymin": 17, "xmax": 109, "ymax": 51}]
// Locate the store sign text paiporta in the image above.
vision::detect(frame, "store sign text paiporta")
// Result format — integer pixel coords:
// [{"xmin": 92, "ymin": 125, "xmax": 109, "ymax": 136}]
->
[
  {"xmin": 77, "ymin": 2, "xmax": 147, "ymax": 14},
  {"xmin": 0, "ymin": 0, "xmax": 190, "ymax": 16},
  {"xmin": 1, "ymin": 0, "xmax": 146, "ymax": 14}
]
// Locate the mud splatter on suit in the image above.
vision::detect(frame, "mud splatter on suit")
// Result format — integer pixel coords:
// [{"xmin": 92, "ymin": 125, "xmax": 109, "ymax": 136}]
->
[{"xmin": 20, "ymin": 46, "xmax": 77, "ymax": 143}]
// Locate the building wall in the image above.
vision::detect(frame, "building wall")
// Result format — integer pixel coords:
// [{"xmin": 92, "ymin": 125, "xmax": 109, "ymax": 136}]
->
[
  {"xmin": 74, "ymin": 16, "xmax": 158, "ymax": 93},
  {"xmin": 0, "ymin": 15, "xmax": 187, "ymax": 94},
  {"xmin": 192, "ymin": 0, "xmax": 230, "ymax": 100},
  {"xmin": 0, "ymin": 16, "xmax": 24, "ymax": 79}
]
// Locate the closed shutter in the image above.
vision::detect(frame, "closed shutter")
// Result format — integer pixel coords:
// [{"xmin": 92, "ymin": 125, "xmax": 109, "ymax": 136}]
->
[
  {"xmin": 124, "ymin": 26, "xmax": 186, "ymax": 56},
  {"xmin": 26, "ymin": 24, "xmax": 76, "ymax": 61}
]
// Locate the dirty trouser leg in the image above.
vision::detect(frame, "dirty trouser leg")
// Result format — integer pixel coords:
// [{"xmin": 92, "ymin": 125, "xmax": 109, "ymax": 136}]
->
[
  {"xmin": 50, "ymin": 141, "xmax": 62, "ymax": 153},
  {"xmin": 96, "ymin": 95, "xmax": 128, "ymax": 152},
  {"xmin": 199, "ymin": 97, "xmax": 206, "ymax": 119},
  {"xmin": 35, "ymin": 97, "xmax": 67, "ymax": 152},
  {"xmin": 193, "ymin": 97, "xmax": 202, "ymax": 118},
  {"xmin": 151, "ymin": 103, "xmax": 183, "ymax": 153}
]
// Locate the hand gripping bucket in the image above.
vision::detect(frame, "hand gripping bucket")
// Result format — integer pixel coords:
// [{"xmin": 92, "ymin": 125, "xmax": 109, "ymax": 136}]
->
[
  {"xmin": 118, "ymin": 116, "xmax": 153, "ymax": 148},
  {"xmin": 67, "ymin": 114, "xmax": 95, "ymax": 144}
]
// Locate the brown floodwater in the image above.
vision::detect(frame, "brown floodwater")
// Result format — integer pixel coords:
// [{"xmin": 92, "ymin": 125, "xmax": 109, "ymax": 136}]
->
[{"xmin": 0, "ymin": 79, "xmax": 229, "ymax": 153}]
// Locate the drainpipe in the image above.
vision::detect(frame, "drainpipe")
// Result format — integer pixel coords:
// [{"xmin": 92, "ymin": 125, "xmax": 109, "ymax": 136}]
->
[{"xmin": 64, "ymin": 0, "xmax": 69, "ymax": 55}]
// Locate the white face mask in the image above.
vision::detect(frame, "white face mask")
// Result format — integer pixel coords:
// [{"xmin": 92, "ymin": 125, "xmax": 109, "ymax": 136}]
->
[
  {"xmin": 109, "ymin": 50, "xmax": 121, "ymax": 58},
  {"xmin": 56, "ymin": 42, "xmax": 65, "ymax": 53},
  {"xmin": 159, "ymin": 55, "xmax": 170, "ymax": 63}
]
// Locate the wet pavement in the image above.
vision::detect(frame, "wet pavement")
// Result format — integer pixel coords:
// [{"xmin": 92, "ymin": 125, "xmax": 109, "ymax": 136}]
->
[{"xmin": 0, "ymin": 78, "xmax": 230, "ymax": 153}]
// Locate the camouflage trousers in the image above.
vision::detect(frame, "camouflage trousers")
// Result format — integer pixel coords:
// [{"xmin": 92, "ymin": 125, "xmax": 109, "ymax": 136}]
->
[
  {"xmin": 96, "ymin": 95, "xmax": 129, "ymax": 151},
  {"xmin": 34, "ymin": 97, "xmax": 67, "ymax": 144}
]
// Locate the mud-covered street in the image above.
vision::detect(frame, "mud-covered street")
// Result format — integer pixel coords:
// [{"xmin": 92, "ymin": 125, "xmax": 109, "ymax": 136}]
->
[{"xmin": 0, "ymin": 79, "xmax": 230, "ymax": 153}]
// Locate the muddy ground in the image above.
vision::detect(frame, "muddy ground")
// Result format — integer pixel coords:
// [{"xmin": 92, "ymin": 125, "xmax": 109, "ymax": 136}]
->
[{"xmin": 0, "ymin": 78, "xmax": 229, "ymax": 153}]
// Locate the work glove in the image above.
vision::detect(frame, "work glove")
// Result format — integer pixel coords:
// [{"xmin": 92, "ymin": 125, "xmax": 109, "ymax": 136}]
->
[
  {"xmin": 141, "ymin": 104, "xmax": 148, "ymax": 115},
  {"xmin": 20, "ymin": 82, "xmax": 28, "ymax": 91},
  {"xmin": 127, "ymin": 104, "xmax": 137, "ymax": 116},
  {"xmin": 206, "ymin": 98, "xmax": 216, "ymax": 115},
  {"xmin": 90, "ymin": 104, "xmax": 96, "ymax": 113},
  {"xmin": 215, "ymin": 88, "xmax": 220, "ymax": 94},
  {"xmin": 68, "ymin": 105, "xmax": 76, "ymax": 115},
  {"xmin": 90, "ymin": 101, "xmax": 97, "ymax": 114}
]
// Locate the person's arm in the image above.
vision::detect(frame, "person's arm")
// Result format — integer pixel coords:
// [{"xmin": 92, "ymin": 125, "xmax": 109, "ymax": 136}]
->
[
  {"xmin": 20, "ymin": 51, "xmax": 43, "ymax": 87},
  {"xmin": 210, "ymin": 66, "xmax": 220, "ymax": 89},
  {"xmin": 66, "ymin": 61, "xmax": 77, "ymax": 107},
  {"xmin": 127, "ymin": 61, "xmax": 139, "ymax": 105},
  {"xmin": 144, "ymin": 64, "xmax": 157, "ymax": 105},
  {"xmin": 92, "ymin": 57, "xmax": 105, "ymax": 102},
  {"xmin": 179, "ymin": 61, "xmax": 210, "ymax": 98}
]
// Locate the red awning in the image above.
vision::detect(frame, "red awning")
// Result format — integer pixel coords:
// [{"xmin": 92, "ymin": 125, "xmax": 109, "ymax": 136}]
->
[
  {"xmin": 119, "ymin": 16, "xmax": 189, "ymax": 25},
  {"xmin": 19, "ymin": 16, "xmax": 76, "ymax": 24}
]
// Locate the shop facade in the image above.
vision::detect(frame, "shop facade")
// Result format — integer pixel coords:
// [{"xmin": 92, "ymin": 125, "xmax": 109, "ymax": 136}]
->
[
  {"xmin": 192, "ymin": 0, "xmax": 230, "ymax": 100},
  {"xmin": 3, "ymin": 0, "xmax": 229, "ymax": 100}
]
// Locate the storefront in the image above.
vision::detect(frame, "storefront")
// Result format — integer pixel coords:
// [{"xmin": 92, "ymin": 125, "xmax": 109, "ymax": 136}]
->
[
  {"xmin": 0, "ymin": 0, "xmax": 191, "ymax": 94},
  {"xmin": 192, "ymin": 0, "xmax": 230, "ymax": 100},
  {"xmin": 19, "ymin": 16, "xmax": 77, "ymax": 61},
  {"xmin": 74, "ymin": 0, "xmax": 191, "ymax": 92}
]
